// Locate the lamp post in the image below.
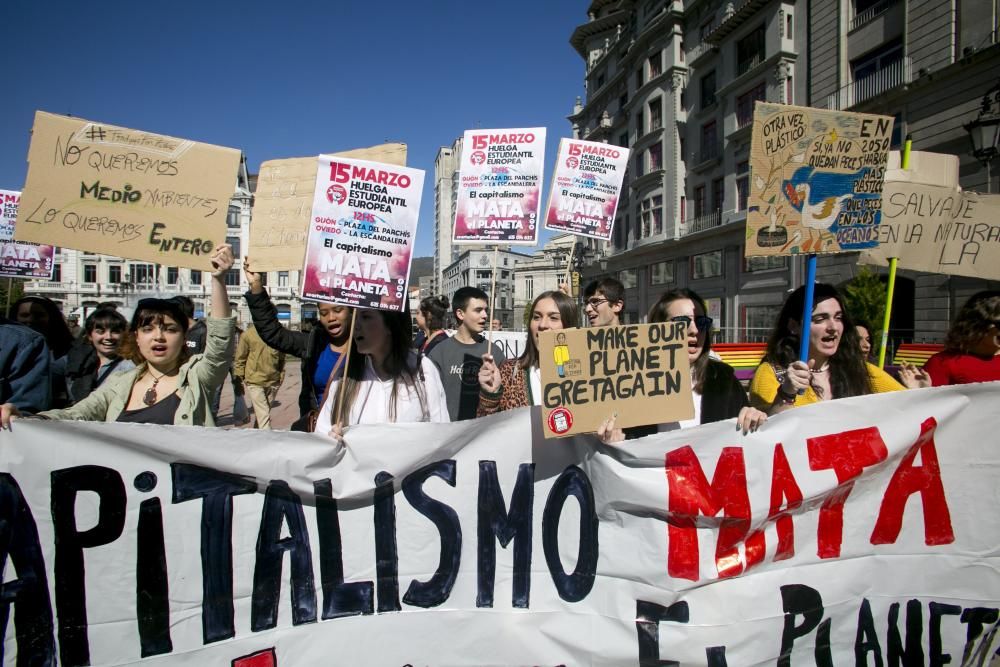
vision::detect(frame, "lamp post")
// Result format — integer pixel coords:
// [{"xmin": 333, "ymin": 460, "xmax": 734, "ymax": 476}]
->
[{"xmin": 964, "ymin": 80, "xmax": 1000, "ymax": 193}]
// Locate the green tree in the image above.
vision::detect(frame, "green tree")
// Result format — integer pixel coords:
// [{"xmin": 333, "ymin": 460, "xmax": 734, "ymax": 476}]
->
[
  {"xmin": 523, "ymin": 300, "xmax": 533, "ymax": 330},
  {"xmin": 0, "ymin": 278, "xmax": 24, "ymax": 317},
  {"xmin": 841, "ymin": 267, "xmax": 886, "ymax": 332}
]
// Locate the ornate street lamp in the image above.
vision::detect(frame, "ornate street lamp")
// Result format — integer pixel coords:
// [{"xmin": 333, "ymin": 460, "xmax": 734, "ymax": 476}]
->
[{"xmin": 964, "ymin": 80, "xmax": 1000, "ymax": 193}]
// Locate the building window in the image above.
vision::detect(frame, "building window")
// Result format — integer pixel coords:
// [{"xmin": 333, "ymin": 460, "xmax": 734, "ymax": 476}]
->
[
  {"xmin": 618, "ymin": 132, "xmax": 629, "ymax": 148},
  {"xmin": 700, "ymin": 20, "xmax": 713, "ymax": 40},
  {"xmin": 736, "ymin": 24, "xmax": 766, "ymax": 76},
  {"xmin": 597, "ymin": 73, "xmax": 605, "ymax": 88},
  {"xmin": 650, "ymin": 261, "xmax": 674, "ymax": 285},
  {"xmin": 641, "ymin": 195, "xmax": 663, "ymax": 236},
  {"xmin": 635, "ymin": 110, "xmax": 644, "ymax": 137},
  {"xmin": 648, "ymin": 98, "xmax": 662, "ymax": 131},
  {"xmin": 648, "ymin": 52, "xmax": 662, "ymax": 79},
  {"xmin": 190, "ymin": 270, "xmax": 202, "ymax": 286},
  {"xmin": 167, "ymin": 267, "xmax": 179, "ymax": 285},
  {"xmin": 736, "ymin": 161, "xmax": 750, "ymax": 211},
  {"xmin": 226, "ymin": 207, "xmax": 241, "ymax": 229},
  {"xmin": 52, "ymin": 264, "xmax": 62, "ymax": 282},
  {"xmin": 130, "ymin": 263, "xmax": 156, "ymax": 286},
  {"xmin": 700, "ymin": 121, "xmax": 718, "ymax": 162},
  {"xmin": 693, "ymin": 185, "xmax": 707, "ymax": 219},
  {"xmin": 224, "ymin": 269, "xmax": 240, "ymax": 287},
  {"xmin": 744, "ymin": 255, "xmax": 788, "ymax": 272},
  {"xmin": 83, "ymin": 264, "xmax": 97, "ymax": 283},
  {"xmin": 278, "ymin": 271, "xmax": 289, "ymax": 287},
  {"xmin": 786, "ymin": 13, "xmax": 793, "ymax": 39},
  {"xmin": 647, "ymin": 142, "xmax": 662, "ymax": 171},
  {"xmin": 635, "ymin": 68, "xmax": 644, "ymax": 91},
  {"xmin": 700, "ymin": 71, "xmax": 717, "ymax": 108},
  {"xmin": 851, "ymin": 39, "xmax": 903, "ymax": 103},
  {"xmin": 108, "ymin": 265, "xmax": 121, "ymax": 284},
  {"xmin": 691, "ymin": 250, "xmax": 723, "ymax": 279},
  {"xmin": 736, "ymin": 81, "xmax": 767, "ymax": 129},
  {"xmin": 786, "ymin": 75, "xmax": 793, "ymax": 104},
  {"xmin": 258, "ymin": 271, "xmax": 267, "ymax": 286},
  {"xmin": 525, "ymin": 276, "xmax": 534, "ymax": 300},
  {"xmin": 743, "ymin": 304, "xmax": 782, "ymax": 341},
  {"xmin": 227, "ymin": 235, "xmax": 241, "ymax": 259},
  {"xmin": 711, "ymin": 178, "xmax": 725, "ymax": 213},
  {"xmin": 618, "ymin": 269, "xmax": 638, "ymax": 289}
]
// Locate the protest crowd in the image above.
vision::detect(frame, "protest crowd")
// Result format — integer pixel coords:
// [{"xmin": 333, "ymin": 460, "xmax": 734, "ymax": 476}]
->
[{"xmin": 2, "ymin": 271, "xmax": 997, "ymax": 435}]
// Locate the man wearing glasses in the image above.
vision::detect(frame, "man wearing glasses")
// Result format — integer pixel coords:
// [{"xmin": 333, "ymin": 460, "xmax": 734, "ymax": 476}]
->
[{"xmin": 582, "ymin": 278, "xmax": 625, "ymax": 327}]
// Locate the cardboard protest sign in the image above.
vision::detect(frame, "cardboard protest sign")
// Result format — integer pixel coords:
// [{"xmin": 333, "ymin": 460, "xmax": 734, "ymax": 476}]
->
[
  {"xmin": 14, "ymin": 111, "xmax": 240, "ymax": 270},
  {"xmin": 537, "ymin": 322, "xmax": 693, "ymax": 437},
  {"xmin": 543, "ymin": 138, "xmax": 630, "ymax": 241},
  {"xmin": 301, "ymin": 156, "xmax": 423, "ymax": 311},
  {"xmin": 0, "ymin": 189, "xmax": 54, "ymax": 279},
  {"xmin": 249, "ymin": 143, "xmax": 407, "ymax": 272},
  {"xmin": 745, "ymin": 103, "xmax": 894, "ymax": 257},
  {"xmin": 3, "ymin": 384, "xmax": 998, "ymax": 665},
  {"xmin": 453, "ymin": 127, "xmax": 545, "ymax": 245}
]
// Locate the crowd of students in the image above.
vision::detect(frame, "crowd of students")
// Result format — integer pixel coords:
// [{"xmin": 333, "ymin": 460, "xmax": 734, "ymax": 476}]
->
[{"xmin": 1, "ymin": 250, "xmax": 998, "ymax": 441}]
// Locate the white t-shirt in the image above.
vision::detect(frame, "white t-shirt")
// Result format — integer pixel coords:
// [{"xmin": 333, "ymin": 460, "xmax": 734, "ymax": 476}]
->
[
  {"xmin": 528, "ymin": 366, "xmax": 542, "ymax": 407},
  {"xmin": 317, "ymin": 354, "xmax": 450, "ymax": 428},
  {"xmin": 657, "ymin": 388, "xmax": 702, "ymax": 432}
]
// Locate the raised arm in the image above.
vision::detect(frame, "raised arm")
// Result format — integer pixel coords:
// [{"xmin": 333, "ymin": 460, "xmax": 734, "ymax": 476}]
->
[{"xmin": 243, "ymin": 258, "xmax": 309, "ymax": 358}]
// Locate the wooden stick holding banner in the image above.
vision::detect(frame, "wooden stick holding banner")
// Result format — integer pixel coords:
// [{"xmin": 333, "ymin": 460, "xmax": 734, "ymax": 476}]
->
[
  {"xmin": 564, "ymin": 238, "xmax": 578, "ymax": 294},
  {"xmin": 4, "ymin": 278, "xmax": 13, "ymax": 315},
  {"xmin": 335, "ymin": 314, "xmax": 357, "ymax": 429},
  {"xmin": 877, "ymin": 136, "xmax": 911, "ymax": 369},
  {"xmin": 487, "ymin": 246, "xmax": 499, "ymax": 345}
]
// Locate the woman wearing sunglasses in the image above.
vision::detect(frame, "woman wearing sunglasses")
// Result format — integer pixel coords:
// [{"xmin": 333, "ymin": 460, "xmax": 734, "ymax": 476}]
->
[
  {"xmin": 598, "ymin": 288, "xmax": 766, "ymax": 443},
  {"xmin": 1, "ymin": 245, "xmax": 236, "ymax": 428}
]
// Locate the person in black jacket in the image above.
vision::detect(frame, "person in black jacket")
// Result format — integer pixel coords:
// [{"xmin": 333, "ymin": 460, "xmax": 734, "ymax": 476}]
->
[
  {"xmin": 243, "ymin": 259, "xmax": 352, "ymax": 422},
  {"xmin": 598, "ymin": 288, "xmax": 766, "ymax": 442}
]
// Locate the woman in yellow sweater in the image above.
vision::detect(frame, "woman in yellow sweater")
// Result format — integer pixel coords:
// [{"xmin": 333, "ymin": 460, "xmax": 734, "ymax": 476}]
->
[{"xmin": 750, "ymin": 283, "xmax": 925, "ymax": 414}]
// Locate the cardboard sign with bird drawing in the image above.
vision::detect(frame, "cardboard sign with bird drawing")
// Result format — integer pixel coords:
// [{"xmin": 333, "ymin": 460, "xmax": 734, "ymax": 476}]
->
[{"xmin": 745, "ymin": 103, "xmax": 894, "ymax": 257}]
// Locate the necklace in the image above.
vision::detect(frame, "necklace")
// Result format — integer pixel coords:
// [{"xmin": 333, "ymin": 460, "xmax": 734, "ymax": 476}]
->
[
  {"xmin": 143, "ymin": 368, "xmax": 173, "ymax": 406},
  {"xmin": 810, "ymin": 363, "xmax": 830, "ymax": 375}
]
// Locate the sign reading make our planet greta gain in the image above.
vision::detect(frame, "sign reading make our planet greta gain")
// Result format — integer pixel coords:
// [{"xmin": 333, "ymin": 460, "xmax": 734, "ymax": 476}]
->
[
  {"xmin": 745, "ymin": 103, "xmax": 893, "ymax": 257},
  {"xmin": 538, "ymin": 322, "xmax": 693, "ymax": 438},
  {"xmin": 453, "ymin": 128, "xmax": 545, "ymax": 245},
  {"xmin": 14, "ymin": 111, "xmax": 241, "ymax": 271},
  {"xmin": 300, "ymin": 156, "xmax": 424, "ymax": 312},
  {"xmin": 543, "ymin": 138, "xmax": 630, "ymax": 241}
]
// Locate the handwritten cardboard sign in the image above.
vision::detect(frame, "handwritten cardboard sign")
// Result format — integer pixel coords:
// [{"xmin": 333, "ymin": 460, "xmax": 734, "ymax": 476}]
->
[
  {"xmin": 14, "ymin": 111, "xmax": 240, "ymax": 270},
  {"xmin": 745, "ymin": 103, "xmax": 894, "ymax": 257},
  {"xmin": 249, "ymin": 143, "xmax": 407, "ymax": 272},
  {"xmin": 454, "ymin": 127, "xmax": 545, "ymax": 245},
  {"xmin": 0, "ymin": 189, "xmax": 55, "ymax": 280},
  {"xmin": 543, "ymin": 138, "xmax": 630, "ymax": 241},
  {"xmin": 537, "ymin": 323, "xmax": 693, "ymax": 438},
  {"xmin": 301, "ymin": 156, "xmax": 424, "ymax": 311}
]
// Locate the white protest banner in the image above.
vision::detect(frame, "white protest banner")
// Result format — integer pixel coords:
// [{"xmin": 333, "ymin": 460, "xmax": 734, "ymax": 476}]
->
[
  {"xmin": 0, "ymin": 189, "xmax": 55, "ymax": 280},
  {"xmin": 14, "ymin": 111, "xmax": 241, "ymax": 271},
  {"xmin": 300, "ymin": 156, "xmax": 424, "ymax": 311},
  {"xmin": 543, "ymin": 138, "xmax": 630, "ymax": 241},
  {"xmin": 453, "ymin": 128, "xmax": 545, "ymax": 245},
  {"xmin": 746, "ymin": 103, "xmax": 893, "ymax": 256},
  {"xmin": 2, "ymin": 384, "xmax": 998, "ymax": 665}
]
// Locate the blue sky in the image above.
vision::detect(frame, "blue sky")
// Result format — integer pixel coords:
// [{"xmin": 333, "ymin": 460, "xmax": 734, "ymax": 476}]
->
[{"xmin": 1, "ymin": 0, "xmax": 586, "ymax": 258}]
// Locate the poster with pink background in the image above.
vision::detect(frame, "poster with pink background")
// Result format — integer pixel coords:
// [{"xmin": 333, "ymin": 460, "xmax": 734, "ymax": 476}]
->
[
  {"xmin": 0, "ymin": 189, "xmax": 55, "ymax": 280},
  {"xmin": 301, "ymin": 157, "xmax": 424, "ymax": 311},
  {"xmin": 543, "ymin": 139, "xmax": 630, "ymax": 241},
  {"xmin": 453, "ymin": 127, "xmax": 545, "ymax": 245}
]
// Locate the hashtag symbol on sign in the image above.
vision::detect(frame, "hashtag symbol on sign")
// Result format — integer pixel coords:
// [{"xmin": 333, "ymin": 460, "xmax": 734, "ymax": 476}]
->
[{"xmin": 85, "ymin": 126, "xmax": 107, "ymax": 141}]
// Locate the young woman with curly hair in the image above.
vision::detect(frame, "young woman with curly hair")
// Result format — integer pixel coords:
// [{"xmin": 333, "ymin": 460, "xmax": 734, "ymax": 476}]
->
[{"xmin": 923, "ymin": 290, "xmax": 1000, "ymax": 386}]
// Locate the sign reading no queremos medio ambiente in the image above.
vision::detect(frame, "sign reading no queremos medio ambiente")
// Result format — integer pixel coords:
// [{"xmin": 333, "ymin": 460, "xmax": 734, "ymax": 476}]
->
[
  {"xmin": 537, "ymin": 322, "xmax": 693, "ymax": 438},
  {"xmin": 249, "ymin": 143, "xmax": 407, "ymax": 273},
  {"xmin": 543, "ymin": 138, "xmax": 630, "ymax": 241},
  {"xmin": 14, "ymin": 111, "xmax": 241, "ymax": 270},
  {"xmin": 301, "ymin": 156, "xmax": 424, "ymax": 311},
  {"xmin": 746, "ymin": 102, "xmax": 894, "ymax": 257},
  {"xmin": 0, "ymin": 189, "xmax": 55, "ymax": 279},
  {"xmin": 3, "ymin": 385, "xmax": 998, "ymax": 665},
  {"xmin": 453, "ymin": 127, "xmax": 545, "ymax": 245}
]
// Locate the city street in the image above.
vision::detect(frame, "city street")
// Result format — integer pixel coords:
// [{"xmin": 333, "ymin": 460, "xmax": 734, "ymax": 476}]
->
[{"xmin": 216, "ymin": 359, "xmax": 303, "ymax": 431}]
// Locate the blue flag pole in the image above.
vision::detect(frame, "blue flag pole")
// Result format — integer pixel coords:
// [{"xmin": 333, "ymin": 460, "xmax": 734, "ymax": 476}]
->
[{"xmin": 798, "ymin": 254, "xmax": 818, "ymax": 363}]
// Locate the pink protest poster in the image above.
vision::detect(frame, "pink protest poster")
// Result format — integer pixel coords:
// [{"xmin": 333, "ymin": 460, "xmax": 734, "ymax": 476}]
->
[
  {"xmin": 453, "ymin": 127, "xmax": 546, "ymax": 245},
  {"xmin": 0, "ymin": 189, "xmax": 55, "ymax": 280},
  {"xmin": 300, "ymin": 157, "xmax": 424, "ymax": 311},
  {"xmin": 543, "ymin": 139, "xmax": 630, "ymax": 241}
]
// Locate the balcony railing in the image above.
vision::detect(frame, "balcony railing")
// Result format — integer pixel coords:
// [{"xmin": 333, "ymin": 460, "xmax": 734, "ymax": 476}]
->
[
  {"xmin": 681, "ymin": 210, "xmax": 722, "ymax": 236},
  {"xmin": 735, "ymin": 53, "xmax": 764, "ymax": 77},
  {"xmin": 850, "ymin": 0, "xmax": 901, "ymax": 31},
  {"xmin": 826, "ymin": 57, "xmax": 911, "ymax": 110},
  {"xmin": 695, "ymin": 141, "xmax": 722, "ymax": 165}
]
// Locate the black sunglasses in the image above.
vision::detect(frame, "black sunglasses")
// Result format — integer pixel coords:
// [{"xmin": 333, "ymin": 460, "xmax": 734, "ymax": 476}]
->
[{"xmin": 669, "ymin": 314, "xmax": 713, "ymax": 331}]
